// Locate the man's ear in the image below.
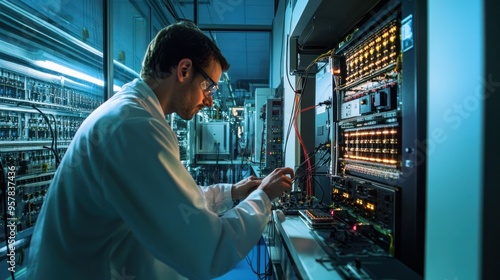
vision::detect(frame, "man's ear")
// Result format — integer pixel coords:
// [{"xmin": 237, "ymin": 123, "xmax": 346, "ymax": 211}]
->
[{"xmin": 177, "ymin": 58, "xmax": 193, "ymax": 81}]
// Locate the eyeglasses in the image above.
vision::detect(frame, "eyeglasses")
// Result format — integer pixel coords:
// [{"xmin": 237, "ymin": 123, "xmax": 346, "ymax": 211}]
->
[{"xmin": 195, "ymin": 66, "xmax": 218, "ymax": 98}]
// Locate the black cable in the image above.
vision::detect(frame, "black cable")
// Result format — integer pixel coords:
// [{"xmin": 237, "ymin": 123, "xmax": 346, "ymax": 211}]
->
[
  {"xmin": 312, "ymin": 175, "xmax": 326, "ymax": 203},
  {"xmin": 282, "ymin": 89, "xmax": 298, "ymax": 165},
  {"xmin": 316, "ymin": 150, "xmax": 331, "ymax": 170},
  {"xmin": 284, "ymin": 0, "xmax": 295, "ymax": 93},
  {"xmin": 293, "ymin": 148, "xmax": 322, "ymax": 181},
  {"xmin": 245, "ymin": 236, "xmax": 272, "ymax": 280},
  {"xmin": 306, "ymin": 144, "xmax": 330, "ymax": 172},
  {"xmin": 46, "ymin": 113, "xmax": 60, "ymax": 167},
  {"xmin": 290, "ymin": 59, "xmax": 330, "ymax": 194},
  {"xmin": 284, "ymin": 51, "xmax": 333, "ymax": 172},
  {"xmin": 285, "ymin": 74, "xmax": 306, "ymax": 166},
  {"xmin": 17, "ymin": 103, "xmax": 60, "ymax": 168}
]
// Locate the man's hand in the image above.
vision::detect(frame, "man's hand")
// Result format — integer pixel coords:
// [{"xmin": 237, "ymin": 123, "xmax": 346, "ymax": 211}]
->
[
  {"xmin": 231, "ymin": 175, "xmax": 263, "ymax": 200},
  {"xmin": 258, "ymin": 167, "xmax": 294, "ymax": 201}
]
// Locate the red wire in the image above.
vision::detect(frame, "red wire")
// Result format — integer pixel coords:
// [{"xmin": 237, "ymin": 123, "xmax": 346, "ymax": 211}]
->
[
  {"xmin": 300, "ymin": 104, "xmax": 318, "ymax": 113},
  {"xmin": 293, "ymin": 95, "xmax": 313, "ymax": 195}
]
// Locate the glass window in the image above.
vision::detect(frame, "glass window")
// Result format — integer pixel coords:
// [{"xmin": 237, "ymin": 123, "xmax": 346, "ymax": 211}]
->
[
  {"xmin": 0, "ymin": 2, "xmax": 106, "ymax": 273},
  {"xmin": 112, "ymin": 0, "xmax": 149, "ymax": 81}
]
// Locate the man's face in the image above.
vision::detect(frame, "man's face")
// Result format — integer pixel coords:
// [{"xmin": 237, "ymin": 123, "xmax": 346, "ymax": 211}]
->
[{"xmin": 175, "ymin": 61, "xmax": 222, "ymax": 120}]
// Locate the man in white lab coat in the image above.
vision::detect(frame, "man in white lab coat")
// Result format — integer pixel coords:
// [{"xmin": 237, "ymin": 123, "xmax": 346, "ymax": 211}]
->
[{"xmin": 27, "ymin": 21, "xmax": 294, "ymax": 279}]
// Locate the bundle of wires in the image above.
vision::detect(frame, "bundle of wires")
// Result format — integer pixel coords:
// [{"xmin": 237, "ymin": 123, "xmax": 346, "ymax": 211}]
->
[{"xmin": 283, "ymin": 49, "xmax": 335, "ymax": 196}]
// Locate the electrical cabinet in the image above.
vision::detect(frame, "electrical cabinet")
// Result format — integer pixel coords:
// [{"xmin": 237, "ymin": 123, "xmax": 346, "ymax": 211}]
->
[{"xmin": 283, "ymin": 0, "xmax": 426, "ymax": 276}]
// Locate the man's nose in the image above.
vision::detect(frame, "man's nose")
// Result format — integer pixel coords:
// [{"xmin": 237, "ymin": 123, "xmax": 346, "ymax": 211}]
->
[{"xmin": 203, "ymin": 96, "xmax": 213, "ymax": 107}]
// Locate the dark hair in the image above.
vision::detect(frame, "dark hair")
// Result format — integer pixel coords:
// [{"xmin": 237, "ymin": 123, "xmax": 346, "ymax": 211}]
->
[{"xmin": 140, "ymin": 21, "xmax": 230, "ymax": 80}]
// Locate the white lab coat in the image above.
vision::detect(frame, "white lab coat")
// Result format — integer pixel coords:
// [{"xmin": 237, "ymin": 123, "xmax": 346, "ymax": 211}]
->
[{"xmin": 26, "ymin": 79, "xmax": 271, "ymax": 280}]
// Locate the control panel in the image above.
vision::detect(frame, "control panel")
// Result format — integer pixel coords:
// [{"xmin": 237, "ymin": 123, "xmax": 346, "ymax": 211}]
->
[
  {"xmin": 329, "ymin": 1, "xmax": 407, "ymax": 264},
  {"xmin": 262, "ymin": 99, "xmax": 283, "ymax": 171}
]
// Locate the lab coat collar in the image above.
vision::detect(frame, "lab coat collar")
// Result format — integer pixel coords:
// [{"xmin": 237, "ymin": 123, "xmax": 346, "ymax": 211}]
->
[{"xmin": 124, "ymin": 78, "xmax": 166, "ymax": 118}]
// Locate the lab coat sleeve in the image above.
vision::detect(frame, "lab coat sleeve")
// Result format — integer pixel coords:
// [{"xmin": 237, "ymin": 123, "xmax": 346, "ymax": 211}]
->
[
  {"xmin": 198, "ymin": 184, "xmax": 234, "ymax": 215},
  {"xmin": 101, "ymin": 117, "xmax": 271, "ymax": 279}
]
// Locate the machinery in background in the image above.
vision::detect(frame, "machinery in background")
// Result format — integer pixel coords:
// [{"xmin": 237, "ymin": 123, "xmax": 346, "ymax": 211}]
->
[
  {"xmin": 253, "ymin": 88, "xmax": 276, "ymax": 166},
  {"xmin": 260, "ymin": 98, "xmax": 283, "ymax": 172},
  {"xmin": 173, "ymin": 85, "xmax": 283, "ymax": 186},
  {"xmin": 196, "ymin": 121, "xmax": 231, "ymax": 161},
  {"xmin": 167, "ymin": 113, "xmax": 193, "ymax": 165},
  {"xmin": 161, "ymin": 89, "xmax": 256, "ymax": 186}
]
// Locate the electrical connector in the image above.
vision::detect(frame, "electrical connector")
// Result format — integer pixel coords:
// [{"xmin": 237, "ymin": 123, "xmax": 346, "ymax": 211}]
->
[{"xmin": 318, "ymin": 100, "xmax": 332, "ymax": 106}]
